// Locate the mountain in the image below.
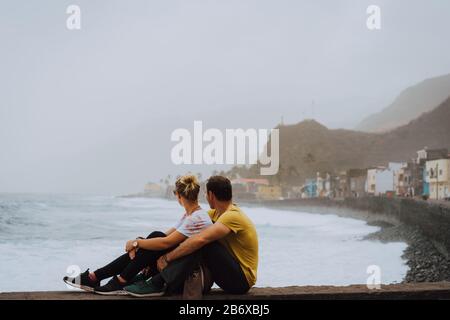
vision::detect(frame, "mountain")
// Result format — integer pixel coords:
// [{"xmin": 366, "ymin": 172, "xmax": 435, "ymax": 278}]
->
[
  {"xmin": 356, "ymin": 73, "xmax": 450, "ymax": 132},
  {"xmin": 237, "ymin": 97, "xmax": 450, "ymax": 185}
]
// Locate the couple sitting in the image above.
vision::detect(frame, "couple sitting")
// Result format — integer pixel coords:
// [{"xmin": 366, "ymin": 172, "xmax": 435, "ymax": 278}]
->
[{"xmin": 64, "ymin": 175, "xmax": 258, "ymax": 297}]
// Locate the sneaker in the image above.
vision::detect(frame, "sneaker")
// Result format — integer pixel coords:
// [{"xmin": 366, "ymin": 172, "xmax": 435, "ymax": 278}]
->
[
  {"xmin": 94, "ymin": 276, "xmax": 127, "ymax": 295},
  {"xmin": 124, "ymin": 279, "xmax": 165, "ymax": 298},
  {"xmin": 63, "ymin": 269, "xmax": 99, "ymax": 292}
]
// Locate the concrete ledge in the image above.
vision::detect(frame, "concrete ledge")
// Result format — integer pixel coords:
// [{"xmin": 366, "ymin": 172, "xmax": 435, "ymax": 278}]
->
[{"xmin": 2, "ymin": 282, "xmax": 450, "ymax": 300}]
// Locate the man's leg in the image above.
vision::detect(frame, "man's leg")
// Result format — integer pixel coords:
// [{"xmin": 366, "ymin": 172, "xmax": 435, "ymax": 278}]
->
[
  {"xmin": 123, "ymin": 251, "xmax": 201, "ymax": 297},
  {"xmin": 201, "ymin": 241, "xmax": 250, "ymax": 294}
]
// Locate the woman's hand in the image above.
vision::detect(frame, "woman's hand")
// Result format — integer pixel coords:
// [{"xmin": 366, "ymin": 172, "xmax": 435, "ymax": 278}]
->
[
  {"xmin": 128, "ymin": 249, "xmax": 136, "ymax": 260},
  {"xmin": 125, "ymin": 240, "xmax": 135, "ymax": 252}
]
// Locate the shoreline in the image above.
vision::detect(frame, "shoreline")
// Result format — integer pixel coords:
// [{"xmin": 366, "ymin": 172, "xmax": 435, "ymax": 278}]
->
[{"xmin": 235, "ymin": 198, "xmax": 450, "ymax": 284}]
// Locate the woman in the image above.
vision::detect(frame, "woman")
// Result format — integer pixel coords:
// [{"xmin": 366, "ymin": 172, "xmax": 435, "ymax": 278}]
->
[{"xmin": 63, "ymin": 174, "xmax": 212, "ymax": 295}]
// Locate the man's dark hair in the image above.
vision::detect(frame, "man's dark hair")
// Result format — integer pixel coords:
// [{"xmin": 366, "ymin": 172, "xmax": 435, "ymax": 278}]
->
[{"xmin": 206, "ymin": 176, "xmax": 232, "ymax": 201}]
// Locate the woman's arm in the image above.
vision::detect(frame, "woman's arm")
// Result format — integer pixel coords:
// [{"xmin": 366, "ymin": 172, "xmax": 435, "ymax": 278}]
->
[
  {"xmin": 129, "ymin": 231, "xmax": 187, "ymax": 251},
  {"xmin": 165, "ymin": 227, "xmax": 176, "ymax": 236}
]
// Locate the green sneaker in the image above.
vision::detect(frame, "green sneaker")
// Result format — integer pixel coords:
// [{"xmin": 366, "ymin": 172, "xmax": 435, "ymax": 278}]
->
[{"xmin": 124, "ymin": 279, "xmax": 165, "ymax": 298}]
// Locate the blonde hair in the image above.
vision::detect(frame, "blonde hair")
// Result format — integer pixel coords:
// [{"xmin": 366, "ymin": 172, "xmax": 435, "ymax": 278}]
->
[{"xmin": 175, "ymin": 175, "xmax": 200, "ymax": 201}]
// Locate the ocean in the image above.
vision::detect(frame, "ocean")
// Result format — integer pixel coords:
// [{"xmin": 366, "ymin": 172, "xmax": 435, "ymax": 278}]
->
[{"xmin": 0, "ymin": 194, "xmax": 408, "ymax": 292}]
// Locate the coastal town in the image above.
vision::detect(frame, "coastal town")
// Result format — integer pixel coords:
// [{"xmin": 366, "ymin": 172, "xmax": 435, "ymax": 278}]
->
[{"xmin": 140, "ymin": 146, "xmax": 450, "ymax": 203}]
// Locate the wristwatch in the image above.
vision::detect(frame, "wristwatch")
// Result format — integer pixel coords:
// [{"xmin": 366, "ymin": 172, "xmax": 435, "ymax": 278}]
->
[{"xmin": 133, "ymin": 240, "xmax": 139, "ymax": 249}]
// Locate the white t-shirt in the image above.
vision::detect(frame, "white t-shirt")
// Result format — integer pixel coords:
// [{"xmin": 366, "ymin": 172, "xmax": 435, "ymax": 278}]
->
[{"xmin": 173, "ymin": 209, "xmax": 212, "ymax": 237}]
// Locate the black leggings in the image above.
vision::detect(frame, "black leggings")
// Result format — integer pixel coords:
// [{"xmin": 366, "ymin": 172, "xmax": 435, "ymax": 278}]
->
[{"xmin": 93, "ymin": 231, "xmax": 171, "ymax": 282}]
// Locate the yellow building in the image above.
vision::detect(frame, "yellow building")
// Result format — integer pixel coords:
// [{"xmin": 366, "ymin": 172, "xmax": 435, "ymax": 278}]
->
[
  {"xmin": 425, "ymin": 159, "xmax": 450, "ymax": 200},
  {"xmin": 256, "ymin": 185, "xmax": 282, "ymax": 200},
  {"xmin": 144, "ymin": 182, "xmax": 164, "ymax": 197}
]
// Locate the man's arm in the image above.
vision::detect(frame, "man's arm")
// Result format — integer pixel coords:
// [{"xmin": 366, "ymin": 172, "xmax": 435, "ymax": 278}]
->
[{"xmin": 165, "ymin": 222, "xmax": 231, "ymax": 262}]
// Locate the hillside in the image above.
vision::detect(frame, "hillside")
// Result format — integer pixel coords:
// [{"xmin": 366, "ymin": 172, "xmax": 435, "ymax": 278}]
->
[
  {"xmin": 237, "ymin": 97, "xmax": 450, "ymax": 185},
  {"xmin": 356, "ymin": 74, "xmax": 450, "ymax": 132}
]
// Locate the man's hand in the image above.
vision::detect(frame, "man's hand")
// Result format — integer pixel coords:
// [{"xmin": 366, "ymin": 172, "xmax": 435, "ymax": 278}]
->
[{"xmin": 157, "ymin": 255, "xmax": 168, "ymax": 272}]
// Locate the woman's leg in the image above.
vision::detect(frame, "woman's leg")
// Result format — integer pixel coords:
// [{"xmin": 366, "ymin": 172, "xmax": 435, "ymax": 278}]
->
[
  {"xmin": 119, "ymin": 232, "xmax": 172, "ymax": 282},
  {"xmin": 93, "ymin": 231, "xmax": 166, "ymax": 282},
  {"xmin": 93, "ymin": 253, "xmax": 131, "ymax": 282}
]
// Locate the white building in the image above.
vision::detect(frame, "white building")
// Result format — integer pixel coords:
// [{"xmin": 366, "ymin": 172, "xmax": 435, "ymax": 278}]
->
[
  {"xmin": 425, "ymin": 158, "xmax": 450, "ymax": 200},
  {"xmin": 392, "ymin": 162, "xmax": 408, "ymax": 196},
  {"xmin": 366, "ymin": 162, "xmax": 405, "ymax": 196}
]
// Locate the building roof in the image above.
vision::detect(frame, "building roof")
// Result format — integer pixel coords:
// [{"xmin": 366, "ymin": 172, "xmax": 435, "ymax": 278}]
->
[
  {"xmin": 231, "ymin": 178, "xmax": 270, "ymax": 185},
  {"xmin": 347, "ymin": 169, "xmax": 367, "ymax": 177},
  {"xmin": 425, "ymin": 148, "xmax": 448, "ymax": 160}
]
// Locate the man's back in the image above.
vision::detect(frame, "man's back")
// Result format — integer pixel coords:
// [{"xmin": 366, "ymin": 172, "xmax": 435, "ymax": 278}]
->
[{"xmin": 208, "ymin": 204, "xmax": 258, "ymax": 287}]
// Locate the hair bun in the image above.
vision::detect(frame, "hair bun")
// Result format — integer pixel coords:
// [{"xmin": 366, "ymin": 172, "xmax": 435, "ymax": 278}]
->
[
  {"xmin": 175, "ymin": 174, "xmax": 200, "ymax": 201},
  {"xmin": 183, "ymin": 175, "xmax": 197, "ymax": 190},
  {"xmin": 183, "ymin": 175, "xmax": 196, "ymax": 185}
]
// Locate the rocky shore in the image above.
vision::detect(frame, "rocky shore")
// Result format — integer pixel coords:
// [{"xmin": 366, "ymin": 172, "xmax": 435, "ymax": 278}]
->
[{"xmin": 363, "ymin": 221, "xmax": 450, "ymax": 283}]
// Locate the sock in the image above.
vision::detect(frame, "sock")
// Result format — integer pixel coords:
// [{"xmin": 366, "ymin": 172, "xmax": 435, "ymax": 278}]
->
[
  {"xmin": 117, "ymin": 276, "xmax": 127, "ymax": 284},
  {"xmin": 150, "ymin": 274, "xmax": 165, "ymax": 289},
  {"xmin": 89, "ymin": 272, "xmax": 98, "ymax": 283}
]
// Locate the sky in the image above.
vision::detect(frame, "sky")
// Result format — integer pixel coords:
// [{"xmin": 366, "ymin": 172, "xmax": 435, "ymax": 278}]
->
[{"xmin": 1, "ymin": 0, "xmax": 450, "ymax": 195}]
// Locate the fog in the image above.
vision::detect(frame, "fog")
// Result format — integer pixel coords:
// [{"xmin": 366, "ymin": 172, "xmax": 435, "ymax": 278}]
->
[{"xmin": 1, "ymin": 0, "xmax": 450, "ymax": 194}]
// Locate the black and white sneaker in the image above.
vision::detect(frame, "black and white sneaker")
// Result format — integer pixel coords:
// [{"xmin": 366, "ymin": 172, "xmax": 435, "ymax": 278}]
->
[
  {"xmin": 63, "ymin": 269, "xmax": 100, "ymax": 292},
  {"xmin": 94, "ymin": 276, "xmax": 128, "ymax": 296}
]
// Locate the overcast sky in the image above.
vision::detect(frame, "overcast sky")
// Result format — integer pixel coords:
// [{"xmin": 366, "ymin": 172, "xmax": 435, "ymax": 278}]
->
[{"xmin": 1, "ymin": 0, "xmax": 450, "ymax": 195}]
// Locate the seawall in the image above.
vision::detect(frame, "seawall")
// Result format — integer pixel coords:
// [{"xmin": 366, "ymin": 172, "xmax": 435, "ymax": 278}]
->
[
  {"xmin": 251, "ymin": 197, "xmax": 450, "ymax": 258},
  {"xmin": 2, "ymin": 282, "xmax": 450, "ymax": 300}
]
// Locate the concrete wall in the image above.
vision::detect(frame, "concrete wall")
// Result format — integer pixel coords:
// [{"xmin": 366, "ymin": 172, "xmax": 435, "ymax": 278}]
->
[
  {"xmin": 252, "ymin": 197, "xmax": 450, "ymax": 257},
  {"xmin": 3, "ymin": 282, "xmax": 450, "ymax": 300}
]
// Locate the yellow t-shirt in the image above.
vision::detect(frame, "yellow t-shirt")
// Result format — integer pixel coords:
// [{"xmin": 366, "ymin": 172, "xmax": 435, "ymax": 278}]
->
[{"xmin": 208, "ymin": 204, "xmax": 258, "ymax": 287}]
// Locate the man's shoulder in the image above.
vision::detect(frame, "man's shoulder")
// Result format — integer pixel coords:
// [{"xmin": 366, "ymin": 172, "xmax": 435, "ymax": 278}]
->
[
  {"xmin": 228, "ymin": 204, "xmax": 246, "ymax": 215},
  {"xmin": 208, "ymin": 205, "xmax": 248, "ymax": 223},
  {"xmin": 220, "ymin": 204, "xmax": 248, "ymax": 221}
]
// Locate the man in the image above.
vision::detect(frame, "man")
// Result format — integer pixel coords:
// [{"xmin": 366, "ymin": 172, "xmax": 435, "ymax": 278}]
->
[{"xmin": 124, "ymin": 176, "xmax": 259, "ymax": 296}]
